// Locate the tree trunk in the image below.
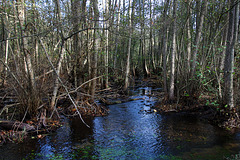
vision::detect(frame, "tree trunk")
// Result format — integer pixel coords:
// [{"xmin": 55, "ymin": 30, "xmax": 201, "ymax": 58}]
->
[
  {"xmin": 72, "ymin": 0, "xmax": 81, "ymax": 88},
  {"xmin": 187, "ymin": 0, "xmax": 192, "ymax": 70},
  {"xmin": 223, "ymin": 0, "xmax": 239, "ymax": 109},
  {"xmin": 50, "ymin": 0, "xmax": 66, "ymax": 110},
  {"xmin": 50, "ymin": 43, "xmax": 65, "ymax": 110},
  {"xmin": 169, "ymin": 0, "xmax": 177, "ymax": 101},
  {"xmin": 90, "ymin": 0, "xmax": 100, "ymax": 97},
  {"xmin": 104, "ymin": 0, "xmax": 110, "ymax": 88},
  {"xmin": 218, "ymin": 26, "xmax": 228, "ymax": 101},
  {"xmin": 3, "ymin": 1, "xmax": 10, "ymax": 85},
  {"xmin": 17, "ymin": 0, "xmax": 36, "ymax": 92},
  {"xmin": 123, "ymin": 0, "xmax": 134, "ymax": 91},
  {"xmin": 113, "ymin": 0, "xmax": 121, "ymax": 70},
  {"xmin": 162, "ymin": 0, "xmax": 170, "ymax": 95},
  {"xmin": 190, "ymin": 0, "xmax": 208, "ymax": 78}
]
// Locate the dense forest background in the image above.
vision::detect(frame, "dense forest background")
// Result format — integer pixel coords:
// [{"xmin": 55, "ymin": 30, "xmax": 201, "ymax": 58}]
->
[{"xmin": 0, "ymin": 0, "xmax": 239, "ymax": 122}]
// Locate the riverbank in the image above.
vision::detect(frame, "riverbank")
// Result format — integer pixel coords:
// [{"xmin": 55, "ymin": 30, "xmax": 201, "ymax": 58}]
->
[{"xmin": 0, "ymin": 76, "xmax": 239, "ymax": 146}]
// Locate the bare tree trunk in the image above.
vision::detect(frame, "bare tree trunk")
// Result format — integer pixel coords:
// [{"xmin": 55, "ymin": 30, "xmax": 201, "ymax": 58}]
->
[
  {"xmin": 190, "ymin": 0, "xmax": 208, "ymax": 78},
  {"xmin": 218, "ymin": 26, "xmax": 228, "ymax": 100},
  {"xmin": 16, "ymin": 0, "xmax": 36, "ymax": 92},
  {"xmin": 162, "ymin": 0, "xmax": 170, "ymax": 95},
  {"xmin": 3, "ymin": 1, "xmax": 10, "ymax": 84},
  {"xmin": 186, "ymin": 0, "xmax": 192, "ymax": 70},
  {"xmin": 149, "ymin": 0, "xmax": 155, "ymax": 73},
  {"xmin": 87, "ymin": 29, "xmax": 91, "ymax": 90},
  {"xmin": 123, "ymin": 0, "xmax": 134, "ymax": 91},
  {"xmin": 114, "ymin": 0, "xmax": 121, "ymax": 70},
  {"xmin": 50, "ymin": 43, "xmax": 65, "ymax": 110},
  {"xmin": 140, "ymin": 0, "xmax": 150, "ymax": 78},
  {"xmin": 50, "ymin": 0, "xmax": 65, "ymax": 110},
  {"xmin": 31, "ymin": 0, "xmax": 39, "ymax": 73},
  {"xmin": 90, "ymin": 0, "xmax": 100, "ymax": 97},
  {"xmin": 104, "ymin": 0, "xmax": 110, "ymax": 88},
  {"xmin": 169, "ymin": 0, "xmax": 177, "ymax": 101},
  {"xmin": 12, "ymin": 1, "xmax": 21, "ymax": 76},
  {"xmin": 72, "ymin": 0, "xmax": 81, "ymax": 88},
  {"xmin": 224, "ymin": 0, "xmax": 239, "ymax": 109}
]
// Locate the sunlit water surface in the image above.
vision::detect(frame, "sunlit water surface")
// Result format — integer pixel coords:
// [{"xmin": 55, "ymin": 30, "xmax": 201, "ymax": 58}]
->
[{"xmin": 0, "ymin": 87, "xmax": 240, "ymax": 160}]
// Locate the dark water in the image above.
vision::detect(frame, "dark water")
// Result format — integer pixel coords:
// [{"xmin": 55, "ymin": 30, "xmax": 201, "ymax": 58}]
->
[{"xmin": 0, "ymin": 87, "xmax": 240, "ymax": 160}]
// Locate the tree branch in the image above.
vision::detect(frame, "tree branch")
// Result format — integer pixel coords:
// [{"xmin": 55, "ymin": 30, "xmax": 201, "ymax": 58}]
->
[{"xmin": 64, "ymin": 27, "xmax": 109, "ymax": 41}]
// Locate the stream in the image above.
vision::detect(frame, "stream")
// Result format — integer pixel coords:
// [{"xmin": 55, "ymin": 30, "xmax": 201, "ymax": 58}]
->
[{"xmin": 0, "ymin": 87, "xmax": 240, "ymax": 159}]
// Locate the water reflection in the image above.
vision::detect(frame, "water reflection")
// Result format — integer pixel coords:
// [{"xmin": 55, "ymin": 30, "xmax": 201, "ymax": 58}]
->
[
  {"xmin": 32, "ymin": 116, "xmax": 73, "ymax": 159},
  {"xmin": 92, "ymin": 96, "xmax": 164, "ymax": 159},
  {"xmin": 92, "ymin": 87, "xmax": 160, "ymax": 158}
]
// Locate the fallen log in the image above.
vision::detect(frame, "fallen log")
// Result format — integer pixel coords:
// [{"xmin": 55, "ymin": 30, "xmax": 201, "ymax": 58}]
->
[{"xmin": 0, "ymin": 120, "xmax": 35, "ymax": 131}]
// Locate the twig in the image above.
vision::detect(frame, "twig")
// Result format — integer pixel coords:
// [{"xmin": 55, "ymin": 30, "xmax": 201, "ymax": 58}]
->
[
  {"xmin": 96, "ymin": 87, "xmax": 111, "ymax": 93},
  {"xmin": 35, "ymin": 70, "xmax": 54, "ymax": 80},
  {"xmin": 0, "ymin": 103, "xmax": 20, "ymax": 116},
  {"xmin": 57, "ymin": 75, "xmax": 103, "ymax": 98},
  {"xmin": 64, "ymin": 27, "xmax": 109, "ymax": 41}
]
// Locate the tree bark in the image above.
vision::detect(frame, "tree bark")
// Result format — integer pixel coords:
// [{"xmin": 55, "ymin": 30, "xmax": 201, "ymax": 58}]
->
[
  {"xmin": 3, "ymin": 0, "xmax": 10, "ymax": 85},
  {"xmin": 50, "ymin": 43, "xmax": 65, "ymax": 110},
  {"xmin": 90, "ymin": 0, "xmax": 100, "ymax": 97},
  {"xmin": 162, "ymin": 0, "xmax": 170, "ymax": 95},
  {"xmin": 190, "ymin": 0, "xmax": 208, "ymax": 79},
  {"xmin": 16, "ymin": 0, "xmax": 36, "ymax": 92},
  {"xmin": 169, "ymin": 0, "xmax": 177, "ymax": 101},
  {"xmin": 224, "ymin": 0, "xmax": 239, "ymax": 109},
  {"xmin": 104, "ymin": 0, "xmax": 110, "ymax": 88},
  {"xmin": 123, "ymin": 0, "xmax": 135, "ymax": 91},
  {"xmin": 72, "ymin": 0, "xmax": 81, "ymax": 88},
  {"xmin": 50, "ymin": 0, "xmax": 66, "ymax": 110},
  {"xmin": 113, "ymin": 0, "xmax": 121, "ymax": 70},
  {"xmin": 186, "ymin": 0, "xmax": 192, "ymax": 70},
  {"xmin": 218, "ymin": 26, "xmax": 228, "ymax": 101}
]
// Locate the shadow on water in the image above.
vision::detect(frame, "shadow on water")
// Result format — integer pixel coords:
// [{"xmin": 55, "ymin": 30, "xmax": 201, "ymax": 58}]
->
[{"xmin": 0, "ymin": 87, "xmax": 240, "ymax": 159}]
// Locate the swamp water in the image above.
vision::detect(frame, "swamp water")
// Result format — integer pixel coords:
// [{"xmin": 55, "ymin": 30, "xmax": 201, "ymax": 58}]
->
[{"xmin": 0, "ymin": 87, "xmax": 240, "ymax": 160}]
